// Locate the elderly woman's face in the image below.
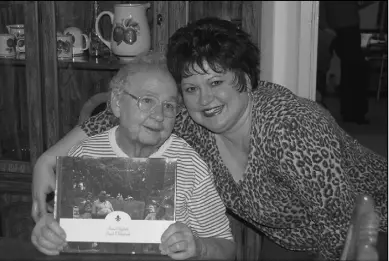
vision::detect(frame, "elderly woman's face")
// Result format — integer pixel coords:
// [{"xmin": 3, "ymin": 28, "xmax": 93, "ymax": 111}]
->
[
  {"xmin": 117, "ymin": 70, "xmax": 177, "ymax": 147},
  {"xmin": 180, "ymin": 62, "xmax": 250, "ymax": 134}
]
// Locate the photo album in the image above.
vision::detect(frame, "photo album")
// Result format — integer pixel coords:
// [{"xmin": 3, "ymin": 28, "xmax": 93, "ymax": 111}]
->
[{"xmin": 54, "ymin": 156, "xmax": 177, "ymax": 255}]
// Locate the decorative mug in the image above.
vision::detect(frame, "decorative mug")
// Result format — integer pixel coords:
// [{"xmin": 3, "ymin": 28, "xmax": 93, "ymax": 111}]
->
[
  {"xmin": 56, "ymin": 34, "xmax": 73, "ymax": 60},
  {"xmin": 95, "ymin": 3, "xmax": 151, "ymax": 61},
  {"xmin": 0, "ymin": 34, "xmax": 16, "ymax": 58},
  {"xmin": 6, "ymin": 24, "xmax": 25, "ymax": 53},
  {"xmin": 63, "ymin": 27, "xmax": 90, "ymax": 56}
]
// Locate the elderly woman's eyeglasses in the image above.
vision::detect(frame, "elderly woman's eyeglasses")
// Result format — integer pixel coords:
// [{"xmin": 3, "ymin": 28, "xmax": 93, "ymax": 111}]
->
[{"xmin": 122, "ymin": 90, "xmax": 179, "ymax": 118}]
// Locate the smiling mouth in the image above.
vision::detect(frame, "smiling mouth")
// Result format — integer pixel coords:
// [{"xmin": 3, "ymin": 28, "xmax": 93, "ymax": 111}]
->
[{"xmin": 203, "ymin": 105, "xmax": 224, "ymax": 117}]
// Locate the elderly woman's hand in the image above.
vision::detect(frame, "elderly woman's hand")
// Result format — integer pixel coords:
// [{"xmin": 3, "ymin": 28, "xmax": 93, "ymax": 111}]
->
[
  {"xmin": 31, "ymin": 214, "xmax": 67, "ymax": 255},
  {"xmin": 159, "ymin": 222, "xmax": 197, "ymax": 260}
]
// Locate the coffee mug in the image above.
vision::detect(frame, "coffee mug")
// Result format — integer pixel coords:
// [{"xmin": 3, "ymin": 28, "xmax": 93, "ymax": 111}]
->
[
  {"xmin": 57, "ymin": 34, "xmax": 73, "ymax": 59},
  {"xmin": 63, "ymin": 27, "xmax": 90, "ymax": 56},
  {"xmin": 0, "ymin": 34, "xmax": 16, "ymax": 58},
  {"xmin": 6, "ymin": 24, "xmax": 24, "ymax": 53}
]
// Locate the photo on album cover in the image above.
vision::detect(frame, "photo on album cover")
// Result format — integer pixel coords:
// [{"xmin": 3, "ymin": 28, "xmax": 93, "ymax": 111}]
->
[{"xmin": 54, "ymin": 156, "xmax": 177, "ymax": 254}]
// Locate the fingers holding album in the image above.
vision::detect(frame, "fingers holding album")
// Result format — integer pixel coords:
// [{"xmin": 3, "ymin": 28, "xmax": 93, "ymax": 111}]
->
[
  {"xmin": 45, "ymin": 214, "xmax": 66, "ymax": 239},
  {"xmin": 31, "ymin": 214, "xmax": 67, "ymax": 255},
  {"xmin": 160, "ymin": 222, "xmax": 196, "ymax": 260},
  {"xmin": 31, "ymin": 162, "xmax": 56, "ymax": 222},
  {"xmin": 31, "ymin": 233, "xmax": 61, "ymax": 256}
]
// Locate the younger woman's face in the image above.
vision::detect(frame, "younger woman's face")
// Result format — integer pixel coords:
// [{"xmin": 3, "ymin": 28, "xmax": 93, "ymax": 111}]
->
[{"xmin": 180, "ymin": 62, "xmax": 250, "ymax": 134}]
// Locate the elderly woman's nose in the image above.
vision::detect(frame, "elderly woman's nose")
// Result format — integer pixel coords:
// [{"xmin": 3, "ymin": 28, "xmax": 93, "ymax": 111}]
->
[{"xmin": 151, "ymin": 104, "xmax": 164, "ymax": 121}]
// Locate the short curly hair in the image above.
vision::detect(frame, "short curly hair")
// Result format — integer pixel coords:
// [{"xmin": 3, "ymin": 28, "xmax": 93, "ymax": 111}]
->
[{"xmin": 166, "ymin": 17, "xmax": 260, "ymax": 93}]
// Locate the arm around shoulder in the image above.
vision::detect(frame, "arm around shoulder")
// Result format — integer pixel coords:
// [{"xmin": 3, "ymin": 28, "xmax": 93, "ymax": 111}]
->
[
  {"xmin": 31, "ymin": 126, "xmax": 89, "ymax": 221},
  {"xmin": 34, "ymin": 126, "xmax": 88, "ymax": 174}
]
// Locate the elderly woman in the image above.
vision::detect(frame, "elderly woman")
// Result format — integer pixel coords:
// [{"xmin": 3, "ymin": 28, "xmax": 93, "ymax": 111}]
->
[
  {"xmin": 32, "ymin": 18, "xmax": 387, "ymax": 260},
  {"xmin": 31, "ymin": 53, "xmax": 235, "ymax": 260}
]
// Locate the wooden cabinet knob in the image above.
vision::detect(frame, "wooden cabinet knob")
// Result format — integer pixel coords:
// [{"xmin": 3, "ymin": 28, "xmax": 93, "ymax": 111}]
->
[{"xmin": 157, "ymin": 14, "xmax": 163, "ymax": 26}]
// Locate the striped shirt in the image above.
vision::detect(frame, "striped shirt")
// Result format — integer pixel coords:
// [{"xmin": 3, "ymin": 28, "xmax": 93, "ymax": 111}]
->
[{"xmin": 68, "ymin": 126, "xmax": 233, "ymax": 241}]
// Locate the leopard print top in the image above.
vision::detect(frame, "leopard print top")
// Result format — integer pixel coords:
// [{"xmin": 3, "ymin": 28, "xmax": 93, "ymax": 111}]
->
[{"xmin": 80, "ymin": 81, "xmax": 387, "ymax": 260}]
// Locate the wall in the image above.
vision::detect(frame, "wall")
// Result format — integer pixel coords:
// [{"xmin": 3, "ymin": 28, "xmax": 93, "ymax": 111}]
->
[
  {"xmin": 260, "ymin": 2, "xmax": 298, "ymax": 91},
  {"xmin": 260, "ymin": 1, "xmax": 319, "ymax": 100},
  {"xmin": 359, "ymin": 2, "xmax": 381, "ymax": 30}
]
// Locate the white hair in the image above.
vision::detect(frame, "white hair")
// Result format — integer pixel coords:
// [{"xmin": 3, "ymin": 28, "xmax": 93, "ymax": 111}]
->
[{"xmin": 110, "ymin": 51, "xmax": 168, "ymax": 96}]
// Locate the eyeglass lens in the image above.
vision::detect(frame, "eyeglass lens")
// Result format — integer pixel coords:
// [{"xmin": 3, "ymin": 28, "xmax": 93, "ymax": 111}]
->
[{"xmin": 138, "ymin": 95, "xmax": 178, "ymax": 118}]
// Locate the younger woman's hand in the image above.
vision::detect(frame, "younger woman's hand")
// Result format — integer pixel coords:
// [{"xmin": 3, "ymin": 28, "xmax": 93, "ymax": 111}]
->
[{"xmin": 31, "ymin": 161, "xmax": 56, "ymax": 222}]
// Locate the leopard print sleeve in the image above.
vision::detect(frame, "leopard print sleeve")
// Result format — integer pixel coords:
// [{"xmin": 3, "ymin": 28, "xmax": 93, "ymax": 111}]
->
[
  {"xmin": 79, "ymin": 101, "xmax": 119, "ymax": 137},
  {"xmin": 172, "ymin": 107, "xmax": 199, "ymax": 141},
  {"xmin": 276, "ymin": 114, "xmax": 354, "ymax": 260}
]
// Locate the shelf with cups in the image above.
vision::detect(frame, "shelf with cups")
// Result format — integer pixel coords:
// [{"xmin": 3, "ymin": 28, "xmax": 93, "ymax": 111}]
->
[
  {"xmin": 57, "ymin": 54, "xmax": 123, "ymax": 70},
  {"xmin": 55, "ymin": 28, "xmax": 121, "ymax": 71},
  {"xmin": 0, "ymin": 24, "xmax": 25, "ymax": 64},
  {"xmin": 0, "ymin": 54, "xmax": 125, "ymax": 70}
]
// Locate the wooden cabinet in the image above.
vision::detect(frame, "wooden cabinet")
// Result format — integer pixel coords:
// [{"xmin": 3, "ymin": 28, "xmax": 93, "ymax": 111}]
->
[
  {"xmin": 0, "ymin": 1, "xmax": 263, "ymax": 259},
  {"xmin": 0, "ymin": 0, "xmax": 40, "ymax": 241}
]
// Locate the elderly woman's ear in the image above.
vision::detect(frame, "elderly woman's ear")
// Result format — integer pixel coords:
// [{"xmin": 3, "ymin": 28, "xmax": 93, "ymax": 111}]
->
[{"xmin": 110, "ymin": 92, "xmax": 121, "ymax": 118}]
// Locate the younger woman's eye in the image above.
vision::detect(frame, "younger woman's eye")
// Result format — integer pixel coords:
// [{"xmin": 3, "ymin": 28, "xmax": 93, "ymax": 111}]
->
[
  {"xmin": 211, "ymin": 80, "xmax": 223, "ymax": 86},
  {"xmin": 184, "ymin": 86, "xmax": 197, "ymax": 93}
]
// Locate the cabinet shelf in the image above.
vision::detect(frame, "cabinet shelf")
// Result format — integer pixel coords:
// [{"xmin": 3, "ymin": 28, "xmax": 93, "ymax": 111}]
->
[
  {"xmin": 0, "ymin": 55, "xmax": 124, "ymax": 70},
  {"xmin": 0, "ymin": 58, "xmax": 26, "ymax": 67}
]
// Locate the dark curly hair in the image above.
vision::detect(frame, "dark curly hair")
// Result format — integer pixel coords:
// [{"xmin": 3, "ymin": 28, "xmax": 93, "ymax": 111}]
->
[{"xmin": 166, "ymin": 17, "xmax": 260, "ymax": 93}]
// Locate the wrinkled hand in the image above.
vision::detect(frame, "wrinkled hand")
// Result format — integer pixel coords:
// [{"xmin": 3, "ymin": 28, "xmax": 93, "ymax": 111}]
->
[
  {"xmin": 31, "ymin": 214, "xmax": 67, "ymax": 255},
  {"xmin": 31, "ymin": 164, "xmax": 56, "ymax": 222},
  {"xmin": 159, "ymin": 222, "xmax": 198, "ymax": 260}
]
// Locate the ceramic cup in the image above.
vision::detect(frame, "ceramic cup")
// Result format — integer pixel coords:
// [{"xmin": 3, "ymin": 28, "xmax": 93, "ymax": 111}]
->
[
  {"xmin": 57, "ymin": 34, "xmax": 73, "ymax": 60},
  {"xmin": 63, "ymin": 27, "xmax": 90, "ymax": 56},
  {"xmin": 6, "ymin": 24, "xmax": 25, "ymax": 53},
  {"xmin": 0, "ymin": 34, "xmax": 16, "ymax": 58}
]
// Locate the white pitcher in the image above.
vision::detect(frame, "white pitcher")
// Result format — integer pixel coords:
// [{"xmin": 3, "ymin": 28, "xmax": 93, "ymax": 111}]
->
[{"xmin": 95, "ymin": 3, "xmax": 151, "ymax": 60}]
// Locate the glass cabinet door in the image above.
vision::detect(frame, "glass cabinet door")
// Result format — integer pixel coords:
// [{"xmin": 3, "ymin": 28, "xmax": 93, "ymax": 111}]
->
[
  {"xmin": 40, "ymin": 1, "xmax": 184, "ymax": 144},
  {"xmin": 40, "ymin": 1, "xmax": 159, "ymax": 145},
  {"xmin": 0, "ymin": 1, "xmax": 41, "ymax": 173}
]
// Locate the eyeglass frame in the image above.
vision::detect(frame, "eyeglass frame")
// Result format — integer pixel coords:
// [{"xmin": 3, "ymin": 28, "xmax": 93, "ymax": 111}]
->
[{"xmin": 121, "ymin": 89, "xmax": 180, "ymax": 118}]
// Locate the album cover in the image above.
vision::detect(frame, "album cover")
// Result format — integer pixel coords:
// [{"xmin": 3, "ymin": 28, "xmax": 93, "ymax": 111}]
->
[{"xmin": 54, "ymin": 156, "xmax": 177, "ymax": 254}]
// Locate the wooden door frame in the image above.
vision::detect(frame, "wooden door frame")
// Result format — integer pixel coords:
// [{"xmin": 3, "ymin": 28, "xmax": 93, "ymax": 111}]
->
[
  {"xmin": 297, "ymin": 1, "xmax": 319, "ymax": 100},
  {"xmin": 153, "ymin": 1, "xmax": 188, "ymax": 53},
  {"xmin": 39, "ymin": 1, "xmax": 59, "ymax": 151},
  {"xmin": 25, "ymin": 1, "xmax": 44, "ymax": 165}
]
